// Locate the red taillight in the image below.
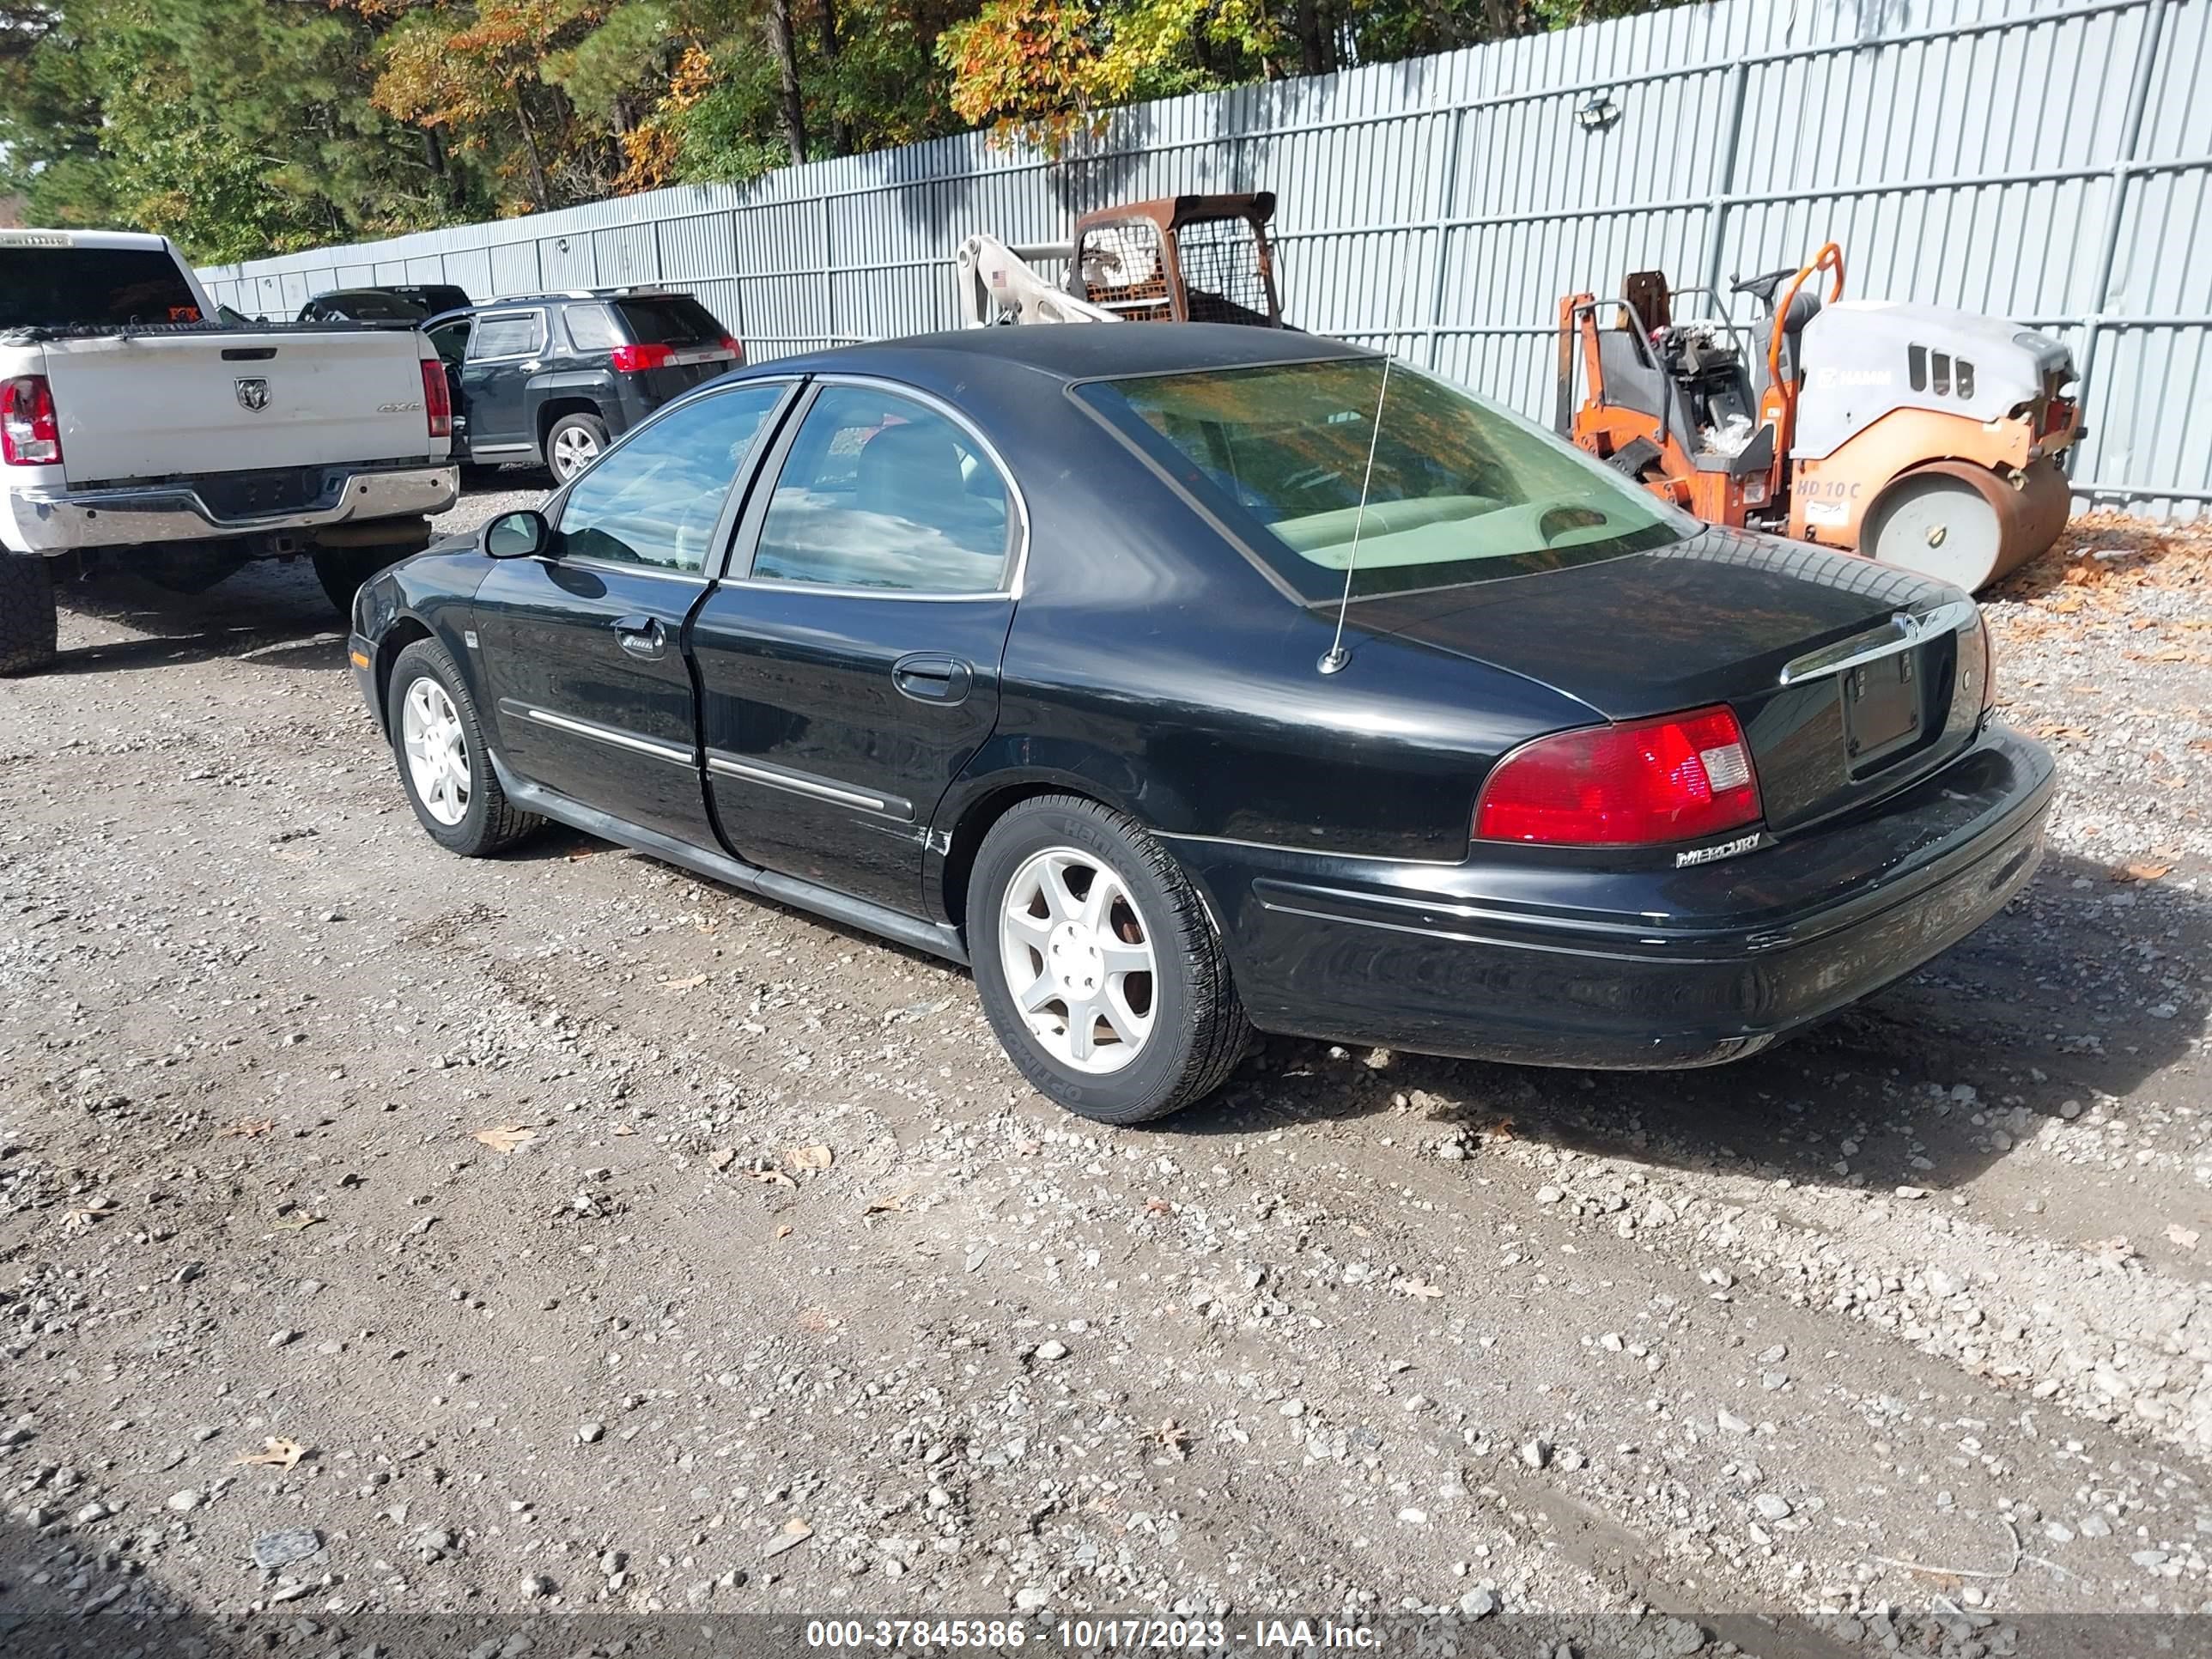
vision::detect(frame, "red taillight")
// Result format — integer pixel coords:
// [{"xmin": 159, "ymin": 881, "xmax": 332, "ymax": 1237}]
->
[
  {"xmin": 1474, "ymin": 705, "xmax": 1762, "ymax": 847},
  {"xmin": 610, "ymin": 342, "xmax": 674, "ymax": 374},
  {"xmin": 1, "ymin": 375, "xmax": 61, "ymax": 466},
  {"xmin": 420, "ymin": 358, "xmax": 453, "ymax": 441},
  {"xmin": 719, "ymin": 335, "xmax": 744, "ymax": 362}
]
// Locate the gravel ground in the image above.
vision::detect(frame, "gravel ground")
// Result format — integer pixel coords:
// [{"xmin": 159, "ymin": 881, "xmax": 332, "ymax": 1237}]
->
[{"xmin": 1, "ymin": 495, "xmax": 2208, "ymax": 1658}]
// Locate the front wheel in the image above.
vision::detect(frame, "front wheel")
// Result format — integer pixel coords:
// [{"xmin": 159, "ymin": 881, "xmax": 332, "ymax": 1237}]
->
[
  {"xmin": 545, "ymin": 413, "xmax": 610, "ymax": 483},
  {"xmin": 0, "ymin": 551, "xmax": 58, "ymax": 676},
  {"xmin": 968, "ymin": 795, "xmax": 1249, "ymax": 1125},
  {"xmin": 384, "ymin": 637, "xmax": 541, "ymax": 856}
]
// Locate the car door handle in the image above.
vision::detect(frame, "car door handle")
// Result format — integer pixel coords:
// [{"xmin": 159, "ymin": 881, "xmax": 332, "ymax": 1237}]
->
[
  {"xmin": 612, "ymin": 615, "xmax": 665, "ymax": 660},
  {"xmin": 892, "ymin": 653, "xmax": 972, "ymax": 704}
]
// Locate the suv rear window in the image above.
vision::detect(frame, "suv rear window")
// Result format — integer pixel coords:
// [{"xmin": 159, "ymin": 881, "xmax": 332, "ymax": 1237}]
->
[
  {"xmin": 614, "ymin": 296, "xmax": 726, "ymax": 348},
  {"xmin": 1077, "ymin": 357, "xmax": 1689, "ymax": 601},
  {"xmin": 0, "ymin": 246, "xmax": 203, "ymax": 330}
]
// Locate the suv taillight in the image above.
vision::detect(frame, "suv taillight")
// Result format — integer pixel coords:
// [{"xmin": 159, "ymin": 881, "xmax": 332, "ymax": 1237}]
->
[
  {"xmin": 420, "ymin": 358, "xmax": 453, "ymax": 441},
  {"xmin": 719, "ymin": 335, "xmax": 744, "ymax": 362},
  {"xmin": 1474, "ymin": 705, "xmax": 1761, "ymax": 847},
  {"xmin": 2, "ymin": 375, "xmax": 61, "ymax": 466},
  {"xmin": 610, "ymin": 343, "xmax": 674, "ymax": 374}
]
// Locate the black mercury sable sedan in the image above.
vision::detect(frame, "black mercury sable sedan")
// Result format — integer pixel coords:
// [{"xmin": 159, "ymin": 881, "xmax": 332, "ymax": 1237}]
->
[{"xmin": 348, "ymin": 325, "xmax": 2053, "ymax": 1124}]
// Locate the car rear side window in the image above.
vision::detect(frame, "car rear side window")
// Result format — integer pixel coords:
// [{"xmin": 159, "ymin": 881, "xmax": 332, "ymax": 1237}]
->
[
  {"xmin": 469, "ymin": 312, "xmax": 544, "ymax": 360},
  {"xmin": 1077, "ymin": 357, "xmax": 1689, "ymax": 601},
  {"xmin": 0, "ymin": 246, "xmax": 203, "ymax": 329},
  {"xmin": 556, "ymin": 385, "xmax": 787, "ymax": 575},
  {"xmin": 563, "ymin": 303, "xmax": 620, "ymax": 353},
  {"xmin": 747, "ymin": 386, "xmax": 1013, "ymax": 594},
  {"xmin": 615, "ymin": 296, "xmax": 726, "ymax": 348}
]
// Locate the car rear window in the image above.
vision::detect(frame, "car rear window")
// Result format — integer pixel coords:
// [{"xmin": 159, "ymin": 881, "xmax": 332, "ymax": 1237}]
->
[
  {"xmin": 0, "ymin": 246, "xmax": 204, "ymax": 330},
  {"xmin": 1077, "ymin": 357, "xmax": 1690, "ymax": 602},
  {"xmin": 614, "ymin": 296, "xmax": 726, "ymax": 348}
]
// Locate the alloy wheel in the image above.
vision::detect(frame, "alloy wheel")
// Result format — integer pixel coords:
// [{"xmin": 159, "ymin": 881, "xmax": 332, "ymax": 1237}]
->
[
  {"xmin": 551, "ymin": 426, "xmax": 599, "ymax": 479},
  {"xmin": 997, "ymin": 846, "xmax": 1158, "ymax": 1073},
  {"xmin": 400, "ymin": 677, "xmax": 471, "ymax": 826}
]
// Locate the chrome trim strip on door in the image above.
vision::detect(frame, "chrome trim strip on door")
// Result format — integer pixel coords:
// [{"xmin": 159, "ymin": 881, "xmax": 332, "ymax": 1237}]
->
[
  {"xmin": 1777, "ymin": 599, "xmax": 1979, "ymax": 686},
  {"xmin": 706, "ymin": 751, "xmax": 913, "ymax": 819},
  {"xmin": 500, "ymin": 700, "xmax": 694, "ymax": 766}
]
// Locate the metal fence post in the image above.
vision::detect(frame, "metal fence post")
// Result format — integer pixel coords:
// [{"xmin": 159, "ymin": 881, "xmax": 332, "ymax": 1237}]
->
[
  {"xmin": 1700, "ymin": 57, "xmax": 1753, "ymax": 305},
  {"xmin": 2074, "ymin": 0, "xmax": 2170, "ymax": 477},
  {"xmin": 823, "ymin": 195, "xmax": 837, "ymax": 345},
  {"xmin": 1422, "ymin": 105, "xmax": 1467, "ymax": 370}
]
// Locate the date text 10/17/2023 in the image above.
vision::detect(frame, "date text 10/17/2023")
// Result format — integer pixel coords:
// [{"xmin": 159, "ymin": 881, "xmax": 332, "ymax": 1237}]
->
[{"xmin": 803, "ymin": 1619, "xmax": 1386, "ymax": 1651}]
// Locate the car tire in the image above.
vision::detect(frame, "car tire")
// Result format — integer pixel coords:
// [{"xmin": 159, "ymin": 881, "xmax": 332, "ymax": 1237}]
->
[
  {"xmin": 968, "ymin": 794, "xmax": 1249, "ymax": 1124},
  {"xmin": 385, "ymin": 637, "xmax": 541, "ymax": 856},
  {"xmin": 545, "ymin": 412, "xmax": 610, "ymax": 483},
  {"xmin": 0, "ymin": 551, "xmax": 58, "ymax": 677}
]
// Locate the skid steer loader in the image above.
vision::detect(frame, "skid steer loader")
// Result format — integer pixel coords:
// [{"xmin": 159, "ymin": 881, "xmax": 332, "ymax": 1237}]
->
[
  {"xmin": 1558, "ymin": 245, "xmax": 2081, "ymax": 589},
  {"xmin": 955, "ymin": 192, "xmax": 1286, "ymax": 330}
]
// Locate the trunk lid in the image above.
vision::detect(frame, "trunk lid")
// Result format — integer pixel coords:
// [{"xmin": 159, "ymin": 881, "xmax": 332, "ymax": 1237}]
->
[
  {"xmin": 46, "ymin": 330, "xmax": 439, "ymax": 486},
  {"xmin": 1353, "ymin": 528, "xmax": 1989, "ymax": 832}
]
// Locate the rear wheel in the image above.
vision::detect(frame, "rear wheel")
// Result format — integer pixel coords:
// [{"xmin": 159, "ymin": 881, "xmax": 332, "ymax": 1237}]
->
[
  {"xmin": 384, "ymin": 637, "xmax": 540, "ymax": 856},
  {"xmin": 968, "ymin": 795, "xmax": 1249, "ymax": 1125},
  {"xmin": 313, "ymin": 544, "xmax": 411, "ymax": 620},
  {"xmin": 0, "ymin": 551, "xmax": 58, "ymax": 676},
  {"xmin": 545, "ymin": 413, "xmax": 610, "ymax": 483}
]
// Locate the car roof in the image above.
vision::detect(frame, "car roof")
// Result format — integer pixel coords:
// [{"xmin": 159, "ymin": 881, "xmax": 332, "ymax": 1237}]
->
[{"xmin": 774, "ymin": 323, "xmax": 1376, "ymax": 384}]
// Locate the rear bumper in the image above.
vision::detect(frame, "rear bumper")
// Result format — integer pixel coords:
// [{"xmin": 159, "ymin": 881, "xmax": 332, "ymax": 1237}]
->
[
  {"xmin": 4, "ymin": 463, "xmax": 458, "ymax": 553},
  {"xmin": 1165, "ymin": 721, "xmax": 2055, "ymax": 1069}
]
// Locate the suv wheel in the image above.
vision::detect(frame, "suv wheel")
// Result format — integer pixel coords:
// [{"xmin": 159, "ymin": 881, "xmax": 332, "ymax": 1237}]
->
[
  {"xmin": 968, "ymin": 795, "xmax": 1249, "ymax": 1125},
  {"xmin": 546, "ymin": 413, "xmax": 610, "ymax": 483}
]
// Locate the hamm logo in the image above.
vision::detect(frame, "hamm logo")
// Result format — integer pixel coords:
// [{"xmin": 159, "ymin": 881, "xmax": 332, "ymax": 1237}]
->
[{"xmin": 234, "ymin": 378, "xmax": 271, "ymax": 413}]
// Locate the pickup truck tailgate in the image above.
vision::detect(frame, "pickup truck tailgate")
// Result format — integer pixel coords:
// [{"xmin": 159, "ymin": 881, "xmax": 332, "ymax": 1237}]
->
[{"xmin": 47, "ymin": 331, "xmax": 438, "ymax": 485}]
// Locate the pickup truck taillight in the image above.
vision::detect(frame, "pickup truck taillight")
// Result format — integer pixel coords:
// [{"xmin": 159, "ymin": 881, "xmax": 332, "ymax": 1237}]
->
[
  {"xmin": 609, "ymin": 343, "xmax": 674, "ymax": 374},
  {"xmin": 1474, "ymin": 705, "xmax": 1762, "ymax": 847},
  {"xmin": 420, "ymin": 359, "xmax": 453, "ymax": 440},
  {"xmin": 1, "ymin": 375, "xmax": 61, "ymax": 466}
]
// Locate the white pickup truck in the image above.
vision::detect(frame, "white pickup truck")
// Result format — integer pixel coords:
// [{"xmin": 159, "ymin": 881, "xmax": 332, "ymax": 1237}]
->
[{"xmin": 0, "ymin": 228, "xmax": 459, "ymax": 675}]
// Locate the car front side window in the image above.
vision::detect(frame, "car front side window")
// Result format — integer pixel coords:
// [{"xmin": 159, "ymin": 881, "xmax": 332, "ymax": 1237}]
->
[
  {"xmin": 555, "ymin": 386, "xmax": 787, "ymax": 576},
  {"xmin": 749, "ymin": 385, "xmax": 1013, "ymax": 593}
]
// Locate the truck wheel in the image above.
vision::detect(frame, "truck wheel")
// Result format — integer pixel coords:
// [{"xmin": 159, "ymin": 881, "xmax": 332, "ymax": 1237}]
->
[
  {"xmin": 545, "ymin": 413, "xmax": 610, "ymax": 483},
  {"xmin": 313, "ymin": 545, "xmax": 409, "ymax": 620},
  {"xmin": 967, "ymin": 794, "xmax": 1249, "ymax": 1125},
  {"xmin": 0, "ymin": 551, "xmax": 59, "ymax": 677}
]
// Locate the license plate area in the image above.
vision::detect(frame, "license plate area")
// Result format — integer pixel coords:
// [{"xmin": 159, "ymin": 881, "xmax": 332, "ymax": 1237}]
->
[{"xmin": 1843, "ymin": 650, "xmax": 1923, "ymax": 770}]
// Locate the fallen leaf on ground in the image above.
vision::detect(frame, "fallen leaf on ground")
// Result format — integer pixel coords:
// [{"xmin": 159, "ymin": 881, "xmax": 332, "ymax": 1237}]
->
[
  {"xmin": 1349, "ymin": 1223, "xmax": 1372, "ymax": 1238},
  {"xmin": 271, "ymin": 1213, "xmax": 324, "ymax": 1233},
  {"xmin": 775, "ymin": 1224, "xmax": 793, "ymax": 1240},
  {"xmin": 1143, "ymin": 1197, "xmax": 1173, "ymax": 1218},
  {"xmin": 864, "ymin": 1190, "xmax": 915, "ymax": 1215},
  {"xmin": 234, "ymin": 1437, "xmax": 308, "ymax": 1470},
  {"xmin": 1152, "ymin": 1419, "xmax": 1193, "ymax": 1451},
  {"xmin": 787, "ymin": 1144, "xmax": 834, "ymax": 1172},
  {"xmin": 59, "ymin": 1200, "xmax": 116, "ymax": 1231},
  {"xmin": 611, "ymin": 1124, "xmax": 636, "ymax": 1136},
  {"xmin": 216, "ymin": 1118, "xmax": 274, "ymax": 1139},
  {"xmin": 695, "ymin": 921, "xmax": 719, "ymax": 935},
  {"xmin": 708, "ymin": 1147, "xmax": 738, "ymax": 1170},
  {"xmin": 1393, "ymin": 1276, "xmax": 1445, "ymax": 1299},
  {"xmin": 2115, "ymin": 861, "xmax": 2172, "ymax": 882},
  {"xmin": 2044, "ymin": 594, "xmax": 2084, "ymax": 614},
  {"xmin": 564, "ymin": 846, "xmax": 602, "ymax": 860},
  {"xmin": 743, "ymin": 1166, "xmax": 797, "ymax": 1188},
  {"xmin": 659, "ymin": 973, "xmax": 709, "ymax": 990},
  {"xmin": 763, "ymin": 1517, "xmax": 811, "ymax": 1559},
  {"xmin": 2168, "ymin": 1224, "xmax": 2201, "ymax": 1251},
  {"xmin": 472, "ymin": 1124, "xmax": 537, "ymax": 1154},
  {"xmin": 797, "ymin": 1307, "xmax": 840, "ymax": 1332}
]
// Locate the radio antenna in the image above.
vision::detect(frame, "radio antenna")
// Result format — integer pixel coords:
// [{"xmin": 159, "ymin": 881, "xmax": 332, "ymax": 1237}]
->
[{"xmin": 1317, "ymin": 352, "xmax": 1393, "ymax": 675}]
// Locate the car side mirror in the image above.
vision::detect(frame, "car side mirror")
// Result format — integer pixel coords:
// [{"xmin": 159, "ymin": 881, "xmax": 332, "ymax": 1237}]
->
[{"xmin": 484, "ymin": 509, "xmax": 549, "ymax": 560}]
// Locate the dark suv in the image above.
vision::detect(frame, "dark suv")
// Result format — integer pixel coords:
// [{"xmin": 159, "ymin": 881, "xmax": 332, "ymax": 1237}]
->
[{"xmin": 424, "ymin": 289, "xmax": 743, "ymax": 481}]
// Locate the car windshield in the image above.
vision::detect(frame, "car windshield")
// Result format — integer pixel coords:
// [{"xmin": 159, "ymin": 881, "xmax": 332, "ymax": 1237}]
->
[
  {"xmin": 0, "ymin": 246, "xmax": 204, "ymax": 329},
  {"xmin": 1078, "ymin": 356, "xmax": 1691, "ymax": 601}
]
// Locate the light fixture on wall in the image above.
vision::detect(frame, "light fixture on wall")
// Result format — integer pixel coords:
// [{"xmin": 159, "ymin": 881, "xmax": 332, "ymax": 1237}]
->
[{"xmin": 1577, "ymin": 90, "xmax": 1621, "ymax": 133}]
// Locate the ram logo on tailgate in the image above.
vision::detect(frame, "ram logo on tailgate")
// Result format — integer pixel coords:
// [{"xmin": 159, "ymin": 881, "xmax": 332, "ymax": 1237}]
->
[{"xmin": 234, "ymin": 379, "xmax": 270, "ymax": 413}]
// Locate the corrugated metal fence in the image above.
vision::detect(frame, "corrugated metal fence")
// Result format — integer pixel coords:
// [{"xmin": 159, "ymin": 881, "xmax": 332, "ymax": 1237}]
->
[{"xmin": 203, "ymin": 0, "xmax": 2209, "ymax": 515}]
